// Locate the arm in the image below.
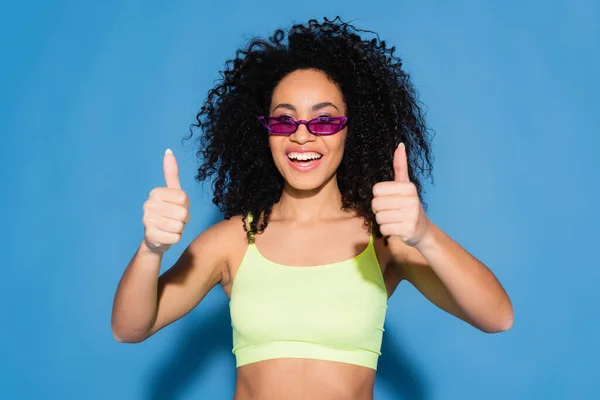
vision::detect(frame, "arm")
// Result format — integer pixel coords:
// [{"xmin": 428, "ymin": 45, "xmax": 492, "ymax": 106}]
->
[
  {"xmin": 111, "ymin": 149, "xmax": 236, "ymax": 343},
  {"xmin": 373, "ymin": 144, "xmax": 513, "ymax": 333},
  {"xmin": 390, "ymin": 225, "xmax": 513, "ymax": 333},
  {"xmin": 111, "ymin": 222, "xmax": 230, "ymax": 343}
]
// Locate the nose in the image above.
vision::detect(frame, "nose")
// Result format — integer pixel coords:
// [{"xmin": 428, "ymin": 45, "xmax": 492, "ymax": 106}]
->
[{"xmin": 289, "ymin": 123, "xmax": 316, "ymax": 144}]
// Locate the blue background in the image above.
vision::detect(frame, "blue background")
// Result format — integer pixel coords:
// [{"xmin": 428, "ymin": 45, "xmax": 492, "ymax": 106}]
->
[{"xmin": 2, "ymin": 0, "xmax": 598, "ymax": 399}]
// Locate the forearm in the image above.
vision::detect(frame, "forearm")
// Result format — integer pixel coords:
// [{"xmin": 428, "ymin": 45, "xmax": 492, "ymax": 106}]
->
[
  {"xmin": 111, "ymin": 240, "xmax": 163, "ymax": 342},
  {"xmin": 415, "ymin": 222, "xmax": 514, "ymax": 333}
]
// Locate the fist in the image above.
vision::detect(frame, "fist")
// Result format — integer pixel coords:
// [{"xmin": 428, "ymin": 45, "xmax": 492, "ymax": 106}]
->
[
  {"xmin": 142, "ymin": 149, "xmax": 190, "ymax": 253},
  {"xmin": 372, "ymin": 143, "xmax": 429, "ymax": 247}
]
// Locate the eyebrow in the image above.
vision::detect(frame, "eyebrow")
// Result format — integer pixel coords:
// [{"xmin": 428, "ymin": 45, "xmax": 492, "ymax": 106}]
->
[{"xmin": 272, "ymin": 102, "xmax": 340, "ymax": 113}]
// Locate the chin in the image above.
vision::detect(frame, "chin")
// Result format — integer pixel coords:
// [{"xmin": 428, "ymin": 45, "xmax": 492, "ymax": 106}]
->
[
  {"xmin": 282, "ymin": 169, "xmax": 338, "ymax": 193},
  {"xmin": 286, "ymin": 177, "xmax": 327, "ymax": 192}
]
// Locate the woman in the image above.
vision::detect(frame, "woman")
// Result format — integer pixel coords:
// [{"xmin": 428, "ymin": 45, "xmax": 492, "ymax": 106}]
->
[{"xmin": 111, "ymin": 17, "xmax": 513, "ymax": 400}]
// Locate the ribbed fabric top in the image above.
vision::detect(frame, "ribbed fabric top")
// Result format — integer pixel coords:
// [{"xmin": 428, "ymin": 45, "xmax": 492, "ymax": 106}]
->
[{"xmin": 229, "ymin": 234, "xmax": 388, "ymax": 370}]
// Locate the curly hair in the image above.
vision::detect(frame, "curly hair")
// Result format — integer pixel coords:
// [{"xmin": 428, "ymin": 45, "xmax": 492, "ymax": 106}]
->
[{"xmin": 187, "ymin": 16, "xmax": 434, "ymax": 242}]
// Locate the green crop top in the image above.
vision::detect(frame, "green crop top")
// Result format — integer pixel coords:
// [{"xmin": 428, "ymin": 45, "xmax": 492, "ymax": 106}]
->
[{"xmin": 229, "ymin": 222, "xmax": 388, "ymax": 370}]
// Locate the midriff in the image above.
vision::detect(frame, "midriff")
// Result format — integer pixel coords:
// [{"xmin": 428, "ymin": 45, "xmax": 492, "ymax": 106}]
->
[{"xmin": 234, "ymin": 358, "xmax": 375, "ymax": 400}]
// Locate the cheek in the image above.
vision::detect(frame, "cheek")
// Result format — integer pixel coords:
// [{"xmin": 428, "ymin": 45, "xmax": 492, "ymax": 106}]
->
[
  {"xmin": 269, "ymin": 137, "xmax": 282, "ymax": 156},
  {"xmin": 268, "ymin": 137, "xmax": 287, "ymax": 168},
  {"xmin": 325, "ymin": 132, "xmax": 347, "ymax": 161}
]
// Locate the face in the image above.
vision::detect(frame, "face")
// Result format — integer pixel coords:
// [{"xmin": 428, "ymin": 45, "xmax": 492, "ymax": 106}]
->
[{"xmin": 267, "ymin": 69, "xmax": 348, "ymax": 192}]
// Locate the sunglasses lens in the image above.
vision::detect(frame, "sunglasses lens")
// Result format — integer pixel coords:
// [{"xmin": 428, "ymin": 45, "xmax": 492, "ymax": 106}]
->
[
  {"xmin": 268, "ymin": 118, "xmax": 296, "ymax": 134},
  {"xmin": 261, "ymin": 116, "xmax": 346, "ymax": 135},
  {"xmin": 309, "ymin": 119, "xmax": 344, "ymax": 134}
]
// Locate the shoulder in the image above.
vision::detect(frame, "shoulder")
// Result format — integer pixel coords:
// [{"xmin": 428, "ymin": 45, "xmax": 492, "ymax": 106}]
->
[
  {"xmin": 373, "ymin": 235, "xmax": 407, "ymax": 267},
  {"xmin": 383, "ymin": 235, "xmax": 430, "ymax": 281},
  {"xmin": 373, "ymin": 236, "xmax": 401, "ymax": 284},
  {"xmin": 374, "ymin": 235, "xmax": 428, "ymax": 284},
  {"xmin": 188, "ymin": 215, "xmax": 247, "ymax": 252},
  {"xmin": 186, "ymin": 215, "xmax": 248, "ymax": 285},
  {"xmin": 207, "ymin": 215, "xmax": 247, "ymax": 237}
]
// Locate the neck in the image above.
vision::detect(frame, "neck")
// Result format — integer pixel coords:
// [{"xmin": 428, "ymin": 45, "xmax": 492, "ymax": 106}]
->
[{"xmin": 275, "ymin": 174, "xmax": 344, "ymax": 223}]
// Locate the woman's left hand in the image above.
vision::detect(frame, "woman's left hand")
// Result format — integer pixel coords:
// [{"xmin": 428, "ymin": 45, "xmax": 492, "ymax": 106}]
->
[{"xmin": 371, "ymin": 143, "xmax": 431, "ymax": 247}]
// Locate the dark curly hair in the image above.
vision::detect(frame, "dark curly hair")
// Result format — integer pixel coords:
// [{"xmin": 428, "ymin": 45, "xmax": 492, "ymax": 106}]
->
[{"xmin": 187, "ymin": 17, "xmax": 434, "ymax": 242}]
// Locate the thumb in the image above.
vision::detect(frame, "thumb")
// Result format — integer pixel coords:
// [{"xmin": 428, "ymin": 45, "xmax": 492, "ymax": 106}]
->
[
  {"xmin": 163, "ymin": 149, "xmax": 181, "ymax": 189},
  {"xmin": 393, "ymin": 143, "xmax": 410, "ymax": 182}
]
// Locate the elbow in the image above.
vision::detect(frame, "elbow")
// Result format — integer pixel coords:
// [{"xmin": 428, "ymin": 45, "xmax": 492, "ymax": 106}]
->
[
  {"xmin": 111, "ymin": 320, "xmax": 150, "ymax": 344},
  {"xmin": 500, "ymin": 313, "xmax": 514, "ymax": 332},
  {"xmin": 112, "ymin": 331, "xmax": 142, "ymax": 344},
  {"xmin": 481, "ymin": 307, "xmax": 514, "ymax": 334},
  {"xmin": 112, "ymin": 328, "xmax": 148, "ymax": 344},
  {"xmin": 482, "ymin": 317, "xmax": 513, "ymax": 334},
  {"xmin": 498, "ymin": 301, "xmax": 515, "ymax": 332}
]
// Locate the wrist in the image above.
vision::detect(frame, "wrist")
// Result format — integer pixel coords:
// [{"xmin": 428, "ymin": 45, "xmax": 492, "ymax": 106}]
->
[
  {"xmin": 414, "ymin": 220, "xmax": 438, "ymax": 252},
  {"xmin": 139, "ymin": 238, "xmax": 167, "ymax": 258}
]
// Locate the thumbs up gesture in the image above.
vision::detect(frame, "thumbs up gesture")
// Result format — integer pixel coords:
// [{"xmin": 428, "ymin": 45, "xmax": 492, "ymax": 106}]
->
[
  {"xmin": 142, "ymin": 149, "xmax": 190, "ymax": 254},
  {"xmin": 372, "ymin": 143, "xmax": 430, "ymax": 247}
]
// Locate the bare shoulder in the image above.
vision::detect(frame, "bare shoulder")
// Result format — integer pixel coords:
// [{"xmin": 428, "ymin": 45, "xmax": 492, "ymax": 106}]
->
[
  {"xmin": 385, "ymin": 236, "xmax": 429, "ymax": 273},
  {"xmin": 187, "ymin": 215, "xmax": 247, "ymax": 260},
  {"xmin": 373, "ymin": 235, "xmax": 428, "ymax": 298},
  {"xmin": 373, "ymin": 236, "xmax": 402, "ymax": 298},
  {"xmin": 187, "ymin": 215, "xmax": 248, "ymax": 286},
  {"xmin": 148, "ymin": 216, "xmax": 248, "ymax": 335},
  {"xmin": 196, "ymin": 215, "xmax": 246, "ymax": 240}
]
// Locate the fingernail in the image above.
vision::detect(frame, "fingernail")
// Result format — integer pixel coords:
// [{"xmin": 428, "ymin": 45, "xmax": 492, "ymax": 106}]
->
[
  {"xmin": 398, "ymin": 142, "xmax": 404, "ymax": 149},
  {"xmin": 165, "ymin": 148, "xmax": 173, "ymax": 155}
]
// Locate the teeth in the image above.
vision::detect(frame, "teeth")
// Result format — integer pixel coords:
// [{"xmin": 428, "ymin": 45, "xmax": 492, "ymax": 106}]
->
[{"xmin": 287, "ymin": 152, "xmax": 322, "ymax": 161}]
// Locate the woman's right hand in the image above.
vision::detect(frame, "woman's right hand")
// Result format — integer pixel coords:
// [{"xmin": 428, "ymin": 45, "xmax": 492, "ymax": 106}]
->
[{"xmin": 142, "ymin": 149, "xmax": 190, "ymax": 254}]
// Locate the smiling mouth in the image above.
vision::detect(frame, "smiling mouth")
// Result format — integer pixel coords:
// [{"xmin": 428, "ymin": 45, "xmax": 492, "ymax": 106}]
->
[{"xmin": 287, "ymin": 152, "xmax": 323, "ymax": 162}]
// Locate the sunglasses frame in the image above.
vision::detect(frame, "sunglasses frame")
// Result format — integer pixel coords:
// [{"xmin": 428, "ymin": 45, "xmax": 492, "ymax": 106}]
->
[{"xmin": 258, "ymin": 115, "xmax": 348, "ymax": 136}]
